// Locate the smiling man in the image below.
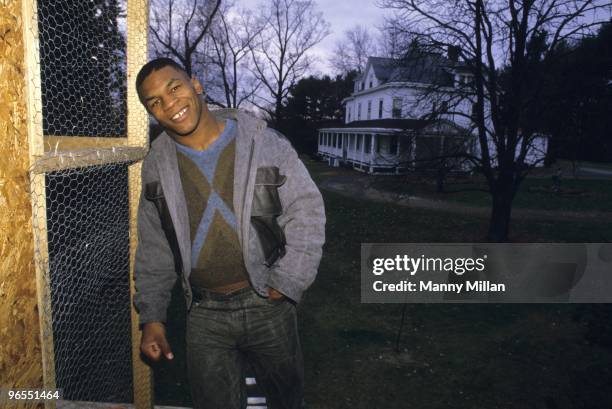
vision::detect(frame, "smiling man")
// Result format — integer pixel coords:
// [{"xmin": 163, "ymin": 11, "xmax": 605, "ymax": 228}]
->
[{"xmin": 133, "ymin": 58, "xmax": 325, "ymax": 409}]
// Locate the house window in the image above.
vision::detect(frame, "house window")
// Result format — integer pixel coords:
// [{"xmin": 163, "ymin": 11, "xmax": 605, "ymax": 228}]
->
[
  {"xmin": 350, "ymin": 134, "xmax": 355, "ymax": 150},
  {"xmin": 367, "ymin": 100, "xmax": 372, "ymax": 120},
  {"xmin": 369, "ymin": 80, "xmax": 373, "ymax": 88},
  {"xmin": 441, "ymin": 101, "xmax": 449, "ymax": 112},
  {"xmin": 374, "ymin": 135, "xmax": 380, "ymax": 153},
  {"xmin": 392, "ymin": 98, "xmax": 402, "ymax": 118},
  {"xmin": 361, "ymin": 82, "xmax": 364, "ymax": 91},
  {"xmin": 378, "ymin": 99, "xmax": 383, "ymax": 119},
  {"xmin": 456, "ymin": 74, "xmax": 473, "ymax": 86},
  {"xmin": 389, "ymin": 135, "xmax": 398, "ymax": 154},
  {"xmin": 471, "ymin": 102, "xmax": 478, "ymax": 119},
  {"xmin": 357, "ymin": 103, "xmax": 362, "ymax": 120},
  {"xmin": 338, "ymin": 134, "xmax": 343, "ymax": 149},
  {"xmin": 365, "ymin": 134, "xmax": 372, "ymax": 153},
  {"xmin": 347, "ymin": 106, "xmax": 351, "ymax": 122},
  {"xmin": 357, "ymin": 134, "xmax": 362, "ymax": 151}
]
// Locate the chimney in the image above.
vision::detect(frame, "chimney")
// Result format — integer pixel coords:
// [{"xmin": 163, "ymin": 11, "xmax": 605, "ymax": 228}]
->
[{"xmin": 447, "ymin": 45, "xmax": 460, "ymax": 63}]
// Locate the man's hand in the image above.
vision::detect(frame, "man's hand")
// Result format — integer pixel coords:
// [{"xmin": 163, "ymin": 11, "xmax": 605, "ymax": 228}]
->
[
  {"xmin": 268, "ymin": 287, "xmax": 285, "ymax": 301},
  {"xmin": 141, "ymin": 322, "xmax": 174, "ymax": 362}
]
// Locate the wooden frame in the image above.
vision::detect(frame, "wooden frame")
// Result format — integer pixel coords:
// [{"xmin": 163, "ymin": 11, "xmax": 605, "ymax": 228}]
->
[
  {"xmin": 22, "ymin": 2, "xmax": 56, "ymax": 409},
  {"xmin": 22, "ymin": 0, "xmax": 152, "ymax": 407}
]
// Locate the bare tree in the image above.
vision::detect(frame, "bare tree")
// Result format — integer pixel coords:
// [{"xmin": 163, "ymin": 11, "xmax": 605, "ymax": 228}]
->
[
  {"xmin": 207, "ymin": 2, "xmax": 263, "ymax": 108},
  {"xmin": 376, "ymin": 19, "xmax": 424, "ymax": 59},
  {"xmin": 380, "ymin": 0, "xmax": 612, "ymax": 241},
  {"xmin": 149, "ymin": 0, "xmax": 221, "ymax": 77},
  {"xmin": 330, "ymin": 25, "xmax": 378, "ymax": 74},
  {"xmin": 249, "ymin": 0, "xmax": 330, "ymax": 124}
]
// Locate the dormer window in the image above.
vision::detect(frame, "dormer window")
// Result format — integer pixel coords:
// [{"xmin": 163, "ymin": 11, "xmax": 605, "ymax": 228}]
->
[
  {"xmin": 369, "ymin": 80, "xmax": 373, "ymax": 88},
  {"xmin": 455, "ymin": 74, "xmax": 473, "ymax": 86},
  {"xmin": 361, "ymin": 82, "xmax": 365, "ymax": 91},
  {"xmin": 392, "ymin": 98, "xmax": 402, "ymax": 118}
]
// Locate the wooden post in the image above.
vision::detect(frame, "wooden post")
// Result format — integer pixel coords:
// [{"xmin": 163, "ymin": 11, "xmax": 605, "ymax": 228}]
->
[
  {"xmin": 126, "ymin": 0, "xmax": 153, "ymax": 408},
  {"xmin": 22, "ymin": 1, "xmax": 58, "ymax": 408}
]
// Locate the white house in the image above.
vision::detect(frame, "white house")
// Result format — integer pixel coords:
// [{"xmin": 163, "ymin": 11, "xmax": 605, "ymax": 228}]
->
[{"xmin": 318, "ymin": 50, "xmax": 548, "ymax": 174}]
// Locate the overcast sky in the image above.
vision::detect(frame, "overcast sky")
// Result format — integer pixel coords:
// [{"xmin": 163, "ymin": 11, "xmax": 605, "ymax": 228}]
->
[
  {"xmin": 235, "ymin": 0, "xmax": 611, "ymax": 75},
  {"xmin": 310, "ymin": 0, "xmax": 388, "ymax": 74},
  {"xmin": 239, "ymin": 0, "xmax": 388, "ymax": 75}
]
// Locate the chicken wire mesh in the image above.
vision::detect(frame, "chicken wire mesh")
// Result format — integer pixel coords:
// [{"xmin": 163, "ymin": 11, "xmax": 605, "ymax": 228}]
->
[
  {"xmin": 24, "ymin": 0, "xmax": 151, "ymax": 405},
  {"xmin": 37, "ymin": 0, "xmax": 128, "ymax": 137},
  {"xmin": 40, "ymin": 161, "xmax": 134, "ymax": 403}
]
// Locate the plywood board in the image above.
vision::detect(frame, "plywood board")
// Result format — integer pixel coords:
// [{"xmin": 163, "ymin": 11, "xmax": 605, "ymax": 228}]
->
[{"xmin": 1, "ymin": 0, "xmax": 45, "ymax": 408}]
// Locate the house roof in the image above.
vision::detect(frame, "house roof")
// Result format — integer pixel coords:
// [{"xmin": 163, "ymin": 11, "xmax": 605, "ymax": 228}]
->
[
  {"xmin": 319, "ymin": 119, "xmax": 470, "ymax": 136},
  {"xmin": 367, "ymin": 51, "xmax": 457, "ymax": 87},
  {"xmin": 369, "ymin": 57, "xmax": 397, "ymax": 82},
  {"xmin": 325, "ymin": 118, "xmax": 430, "ymax": 130}
]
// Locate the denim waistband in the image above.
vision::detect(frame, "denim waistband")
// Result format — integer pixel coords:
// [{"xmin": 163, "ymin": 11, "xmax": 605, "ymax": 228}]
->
[{"xmin": 191, "ymin": 285, "xmax": 254, "ymax": 302}]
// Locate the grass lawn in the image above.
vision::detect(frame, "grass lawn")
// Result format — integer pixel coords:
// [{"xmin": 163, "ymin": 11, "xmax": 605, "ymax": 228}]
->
[
  {"xmin": 153, "ymin": 162, "xmax": 612, "ymax": 409},
  {"xmin": 300, "ymin": 190, "xmax": 612, "ymax": 408},
  {"xmin": 558, "ymin": 159, "xmax": 612, "ymax": 171},
  {"xmin": 305, "ymin": 157, "xmax": 612, "ymax": 214}
]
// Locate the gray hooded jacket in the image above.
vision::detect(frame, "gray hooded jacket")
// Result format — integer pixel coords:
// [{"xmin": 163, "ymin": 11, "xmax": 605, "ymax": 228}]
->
[{"xmin": 134, "ymin": 109, "xmax": 326, "ymax": 325}]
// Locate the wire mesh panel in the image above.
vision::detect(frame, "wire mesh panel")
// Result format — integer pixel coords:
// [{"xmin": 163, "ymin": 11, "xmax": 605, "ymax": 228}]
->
[
  {"xmin": 22, "ymin": 0, "xmax": 152, "ymax": 406},
  {"xmin": 45, "ymin": 162, "xmax": 133, "ymax": 403},
  {"xmin": 37, "ymin": 0, "xmax": 128, "ymax": 137}
]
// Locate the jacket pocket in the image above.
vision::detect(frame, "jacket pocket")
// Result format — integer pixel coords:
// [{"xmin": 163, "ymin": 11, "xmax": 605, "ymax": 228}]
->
[
  {"xmin": 144, "ymin": 181, "xmax": 183, "ymax": 273},
  {"xmin": 251, "ymin": 167, "xmax": 287, "ymax": 267}
]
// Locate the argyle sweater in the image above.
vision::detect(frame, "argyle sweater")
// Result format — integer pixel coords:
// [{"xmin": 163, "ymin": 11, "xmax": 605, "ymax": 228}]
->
[{"xmin": 175, "ymin": 120, "xmax": 249, "ymax": 289}]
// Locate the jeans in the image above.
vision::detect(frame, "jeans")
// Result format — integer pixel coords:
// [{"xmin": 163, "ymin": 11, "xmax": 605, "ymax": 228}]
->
[{"xmin": 186, "ymin": 286, "xmax": 304, "ymax": 409}]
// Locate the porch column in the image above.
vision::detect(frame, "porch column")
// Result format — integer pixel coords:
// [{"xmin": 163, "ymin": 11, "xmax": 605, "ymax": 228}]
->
[
  {"xmin": 412, "ymin": 134, "xmax": 417, "ymax": 169},
  {"xmin": 396, "ymin": 137, "xmax": 400, "ymax": 174}
]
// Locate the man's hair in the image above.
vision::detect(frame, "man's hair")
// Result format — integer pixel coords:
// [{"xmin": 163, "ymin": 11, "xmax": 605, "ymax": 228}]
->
[{"xmin": 135, "ymin": 58, "xmax": 187, "ymax": 93}]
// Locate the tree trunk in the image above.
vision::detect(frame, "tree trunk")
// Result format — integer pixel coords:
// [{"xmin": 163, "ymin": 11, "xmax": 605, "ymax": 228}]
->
[
  {"xmin": 274, "ymin": 98, "xmax": 283, "ymax": 126},
  {"xmin": 487, "ymin": 184, "xmax": 514, "ymax": 242},
  {"xmin": 436, "ymin": 167, "xmax": 446, "ymax": 193}
]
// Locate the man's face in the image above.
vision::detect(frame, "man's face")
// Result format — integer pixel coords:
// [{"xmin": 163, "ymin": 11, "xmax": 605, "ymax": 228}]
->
[{"xmin": 138, "ymin": 66, "xmax": 204, "ymax": 137}]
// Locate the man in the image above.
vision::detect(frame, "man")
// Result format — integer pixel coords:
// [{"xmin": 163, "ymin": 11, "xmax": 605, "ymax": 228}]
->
[{"xmin": 133, "ymin": 58, "xmax": 325, "ymax": 409}]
